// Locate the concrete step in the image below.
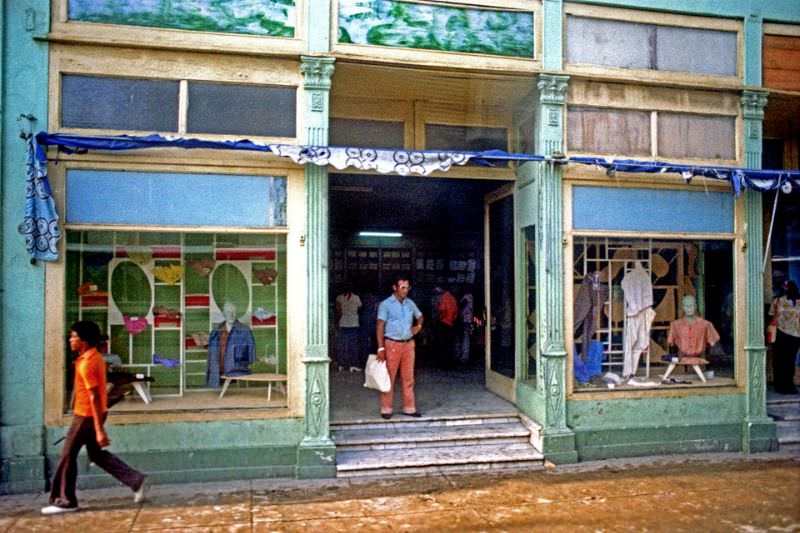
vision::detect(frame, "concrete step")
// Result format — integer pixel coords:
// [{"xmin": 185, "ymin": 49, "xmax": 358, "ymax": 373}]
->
[
  {"xmin": 776, "ymin": 421, "xmax": 800, "ymax": 445},
  {"xmin": 336, "ymin": 442, "xmax": 544, "ymax": 478},
  {"xmin": 333, "ymin": 422, "xmax": 531, "ymax": 451},
  {"xmin": 331, "ymin": 413, "xmax": 521, "ymax": 432},
  {"xmin": 333, "ymin": 413, "xmax": 544, "ymax": 478},
  {"xmin": 768, "ymin": 402, "xmax": 800, "ymax": 422}
]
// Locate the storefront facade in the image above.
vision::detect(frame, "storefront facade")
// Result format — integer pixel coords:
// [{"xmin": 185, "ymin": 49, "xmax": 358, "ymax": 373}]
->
[{"xmin": 1, "ymin": 0, "xmax": 798, "ymax": 493}]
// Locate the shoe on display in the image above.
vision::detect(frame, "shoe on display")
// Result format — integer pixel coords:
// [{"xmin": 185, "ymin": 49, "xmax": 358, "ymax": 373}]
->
[
  {"xmin": 349, "ymin": 366, "xmax": 362, "ymax": 373},
  {"xmin": 41, "ymin": 505, "xmax": 78, "ymax": 515}
]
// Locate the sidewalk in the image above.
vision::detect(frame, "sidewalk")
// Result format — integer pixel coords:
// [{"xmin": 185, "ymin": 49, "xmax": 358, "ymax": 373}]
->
[{"xmin": 2, "ymin": 452, "xmax": 799, "ymax": 532}]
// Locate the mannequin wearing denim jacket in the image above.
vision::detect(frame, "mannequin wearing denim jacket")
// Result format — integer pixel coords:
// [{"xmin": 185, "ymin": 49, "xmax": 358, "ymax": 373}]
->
[{"xmin": 206, "ymin": 302, "xmax": 255, "ymax": 387}]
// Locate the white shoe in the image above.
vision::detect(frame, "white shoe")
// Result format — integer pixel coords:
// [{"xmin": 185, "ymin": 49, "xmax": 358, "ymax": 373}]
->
[
  {"xmin": 349, "ymin": 366, "xmax": 362, "ymax": 373},
  {"xmin": 41, "ymin": 505, "xmax": 78, "ymax": 515},
  {"xmin": 134, "ymin": 479, "xmax": 149, "ymax": 504}
]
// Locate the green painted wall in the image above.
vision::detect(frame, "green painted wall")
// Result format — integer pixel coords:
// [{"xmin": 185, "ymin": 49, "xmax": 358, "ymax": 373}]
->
[
  {"xmin": 568, "ymin": 394, "xmax": 747, "ymax": 459},
  {"xmin": 43, "ymin": 419, "xmax": 306, "ymax": 488},
  {"xmin": 0, "ymin": 0, "xmax": 50, "ymax": 494}
]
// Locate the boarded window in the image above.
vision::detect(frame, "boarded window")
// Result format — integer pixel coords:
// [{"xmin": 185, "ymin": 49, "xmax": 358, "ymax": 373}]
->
[
  {"xmin": 187, "ymin": 83, "xmax": 296, "ymax": 137},
  {"xmin": 330, "ymin": 118, "xmax": 405, "ymax": 149},
  {"xmin": 566, "ymin": 16, "xmax": 737, "ymax": 76},
  {"xmin": 763, "ymin": 34, "xmax": 800, "ymax": 92},
  {"xmin": 425, "ymin": 124, "xmax": 508, "ymax": 152},
  {"xmin": 61, "ymin": 75, "xmax": 179, "ymax": 132},
  {"xmin": 567, "ymin": 107, "xmax": 651, "ymax": 156},
  {"xmin": 657, "ymin": 113, "xmax": 735, "ymax": 160}
]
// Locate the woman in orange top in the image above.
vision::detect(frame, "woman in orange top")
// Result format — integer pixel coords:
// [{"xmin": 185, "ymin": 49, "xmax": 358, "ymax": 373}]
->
[{"xmin": 41, "ymin": 321, "xmax": 148, "ymax": 515}]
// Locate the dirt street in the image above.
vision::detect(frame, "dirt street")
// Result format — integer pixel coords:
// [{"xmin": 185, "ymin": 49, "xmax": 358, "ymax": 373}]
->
[{"xmin": 1, "ymin": 454, "xmax": 799, "ymax": 532}]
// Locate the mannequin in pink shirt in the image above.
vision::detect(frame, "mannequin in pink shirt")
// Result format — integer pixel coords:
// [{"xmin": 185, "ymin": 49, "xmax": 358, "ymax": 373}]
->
[{"xmin": 668, "ymin": 295, "xmax": 720, "ymax": 360}]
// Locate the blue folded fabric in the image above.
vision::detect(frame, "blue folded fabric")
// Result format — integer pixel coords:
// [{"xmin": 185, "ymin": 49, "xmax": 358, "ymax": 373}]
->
[{"xmin": 153, "ymin": 354, "xmax": 179, "ymax": 368}]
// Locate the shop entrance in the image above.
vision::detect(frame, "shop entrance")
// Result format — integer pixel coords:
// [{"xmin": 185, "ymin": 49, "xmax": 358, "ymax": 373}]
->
[{"xmin": 328, "ymin": 173, "xmax": 517, "ymax": 419}]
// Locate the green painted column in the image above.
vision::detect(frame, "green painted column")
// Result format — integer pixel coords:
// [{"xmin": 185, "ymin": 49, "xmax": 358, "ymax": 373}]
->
[
  {"xmin": 740, "ymin": 90, "xmax": 777, "ymax": 453},
  {"xmin": 541, "ymin": 0, "xmax": 564, "ymax": 71},
  {"xmin": 535, "ymin": 74, "xmax": 577, "ymax": 464},
  {"xmin": 297, "ymin": 55, "xmax": 337, "ymax": 478}
]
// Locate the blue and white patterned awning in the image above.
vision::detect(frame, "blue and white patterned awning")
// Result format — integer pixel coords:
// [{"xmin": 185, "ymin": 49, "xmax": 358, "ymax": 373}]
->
[{"xmin": 24, "ymin": 131, "xmax": 800, "ymax": 261}]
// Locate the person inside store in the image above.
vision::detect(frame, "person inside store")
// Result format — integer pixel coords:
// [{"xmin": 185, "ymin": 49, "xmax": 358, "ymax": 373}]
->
[
  {"xmin": 769, "ymin": 280, "xmax": 800, "ymax": 394},
  {"xmin": 42, "ymin": 321, "xmax": 147, "ymax": 515},
  {"xmin": 334, "ymin": 281, "xmax": 363, "ymax": 372},
  {"xmin": 432, "ymin": 286, "xmax": 458, "ymax": 368},
  {"xmin": 376, "ymin": 274, "xmax": 424, "ymax": 419}
]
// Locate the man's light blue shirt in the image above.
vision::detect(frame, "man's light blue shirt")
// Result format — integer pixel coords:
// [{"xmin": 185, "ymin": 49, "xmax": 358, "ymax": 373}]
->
[{"xmin": 377, "ymin": 295, "xmax": 422, "ymax": 341}]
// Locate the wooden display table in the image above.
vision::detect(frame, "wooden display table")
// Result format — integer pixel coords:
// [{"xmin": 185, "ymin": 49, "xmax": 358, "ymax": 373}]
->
[{"xmin": 219, "ymin": 373, "xmax": 287, "ymax": 400}]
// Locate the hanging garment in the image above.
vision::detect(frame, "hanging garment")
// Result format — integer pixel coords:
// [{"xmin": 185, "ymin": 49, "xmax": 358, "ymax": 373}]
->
[
  {"xmin": 623, "ymin": 307, "xmax": 655, "ymax": 378},
  {"xmin": 206, "ymin": 321, "xmax": 255, "ymax": 387},
  {"xmin": 620, "ymin": 261, "xmax": 653, "ymax": 316},
  {"xmin": 573, "ymin": 272, "xmax": 609, "ymax": 361}
]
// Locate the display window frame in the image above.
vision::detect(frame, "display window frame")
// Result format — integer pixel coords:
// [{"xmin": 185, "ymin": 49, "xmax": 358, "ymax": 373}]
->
[
  {"xmin": 563, "ymin": 3, "xmax": 743, "ymax": 87},
  {"xmin": 49, "ymin": 0, "xmax": 307, "ymax": 58},
  {"xmin": 44, "ymin": 160, "xmax": 307, "ymax": 426},
  {"xmin": 562, "ymin": 178, "xmax": 746, "ymax": 400}
]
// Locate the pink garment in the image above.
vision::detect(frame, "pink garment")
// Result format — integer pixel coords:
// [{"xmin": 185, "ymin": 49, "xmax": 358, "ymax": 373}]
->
[
  {"xmin": 667, "ymin": 317, "xmax": 720, "ymax": 357},
  {"xmin": 380, "ymin": 339, "xmax": 416, "ymax": 415},
  {"xmin": 123, "ymin": 315, "xmax": 149, "ymax": 334}
]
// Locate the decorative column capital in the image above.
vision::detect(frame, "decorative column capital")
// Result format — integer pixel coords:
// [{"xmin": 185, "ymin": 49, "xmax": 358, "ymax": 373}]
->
[
  {"xmin": 537, "ymin": 74, "xmax": 569, "ymax": 105},
  {"xmin": 301, "ymin": 56, "xmax": 336, "ymax": 91},
  {"xmin": 741, "ymin": 90, "xmax": 768, "ymax": 121}
]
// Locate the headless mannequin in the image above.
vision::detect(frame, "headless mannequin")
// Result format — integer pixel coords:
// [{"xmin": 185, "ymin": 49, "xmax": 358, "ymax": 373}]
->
[{"xmin": 664, "ymin": 295, "xmax": 720, "ymax": 382}]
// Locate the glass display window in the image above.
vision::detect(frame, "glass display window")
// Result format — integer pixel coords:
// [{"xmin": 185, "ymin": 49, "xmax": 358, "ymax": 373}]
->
[
  {"xmin": 65, "ymin": 230, "xmax": 288, "ymax": 411},
  {"xmin": 571, "ymin": 237, "xmax": 734, "ymax": 392}
]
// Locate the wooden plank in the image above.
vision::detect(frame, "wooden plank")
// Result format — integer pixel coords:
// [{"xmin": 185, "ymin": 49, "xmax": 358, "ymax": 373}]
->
[
  {"xmin": 763, "ymin": 49, "xmax": 800, "ymax": 70},
  {"xmin": 763, "ymin": 68, "xmax": 800, "ymax": 92},
  {"xmin": 764, "ymin": 35, "xmax": 800, "ymax": 51}
]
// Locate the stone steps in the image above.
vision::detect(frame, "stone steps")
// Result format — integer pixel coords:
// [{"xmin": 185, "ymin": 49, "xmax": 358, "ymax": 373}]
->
[
  {"xmin": 332, "ymin": 414, "xmax": 544, "ymax": 478},
  {"xmin": 767, "ymin": 397, "xmax": 800, "ymax": 447}
]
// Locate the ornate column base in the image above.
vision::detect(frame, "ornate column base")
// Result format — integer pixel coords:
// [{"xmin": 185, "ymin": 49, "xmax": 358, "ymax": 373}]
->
[
  {"xmin": 542, "ymin": 429, "xmax": 578, "ymax": 464},
  {"xmin": 742, "ymin": 418, "xmax": 778, "ymax": 454},
  {"xmin": 296, "ymin": 440, "xmax": 337, "ymax": 479}
]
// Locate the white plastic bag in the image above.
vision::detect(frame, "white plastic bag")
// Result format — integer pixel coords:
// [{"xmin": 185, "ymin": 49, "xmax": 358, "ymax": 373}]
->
[{"xmin": 363, "ymin": 354, "xmax": 391, "ymax": 392}]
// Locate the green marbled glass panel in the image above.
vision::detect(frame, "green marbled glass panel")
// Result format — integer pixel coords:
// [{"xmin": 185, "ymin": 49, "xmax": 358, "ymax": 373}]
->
[
  {"xmin": 338, "ymin": 0, "xmax": 533, "ymax": 58},
  {"xmin": 68, "ymin": 0, "xmax": 296, "ymax": 38}
]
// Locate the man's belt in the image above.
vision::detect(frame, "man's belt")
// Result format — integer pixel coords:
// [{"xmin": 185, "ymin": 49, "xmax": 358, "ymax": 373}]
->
[{"xmin": 385, "ymin": 337, "xmax": 413, "ymax": 343}]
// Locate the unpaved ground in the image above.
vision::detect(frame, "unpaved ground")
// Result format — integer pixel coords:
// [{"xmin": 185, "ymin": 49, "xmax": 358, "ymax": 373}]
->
[{"xmin": 2, "ymin": 454, "xmax": 799, "ymax": 532}]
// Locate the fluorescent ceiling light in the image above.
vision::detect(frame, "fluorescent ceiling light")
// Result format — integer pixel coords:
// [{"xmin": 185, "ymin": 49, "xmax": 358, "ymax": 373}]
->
[{"xmin": 358, "ymin": 231, "xmax": 402, "ymax": 238}]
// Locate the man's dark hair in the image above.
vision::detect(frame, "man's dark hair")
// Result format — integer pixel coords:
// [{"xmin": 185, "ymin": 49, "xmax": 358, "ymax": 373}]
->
[
  {"xmin": 70, "ymin": 321, "xmax": 102, "ymax": 348},
  {"xmin": 391, "ymin": 273, "xmax": 411, "ymax": 288}
]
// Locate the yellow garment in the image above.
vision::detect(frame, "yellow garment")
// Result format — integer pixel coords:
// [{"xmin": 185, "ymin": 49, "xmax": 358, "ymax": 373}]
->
[{"xmin": 152, "ymin": 264, "xmax": 184, "ymax": 285}]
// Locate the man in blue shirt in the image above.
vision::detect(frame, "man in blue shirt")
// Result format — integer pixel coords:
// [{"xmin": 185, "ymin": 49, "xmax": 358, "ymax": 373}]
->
[{"xmin": 376, "ymin": 274, "xmax": 424, "ymax": 419}]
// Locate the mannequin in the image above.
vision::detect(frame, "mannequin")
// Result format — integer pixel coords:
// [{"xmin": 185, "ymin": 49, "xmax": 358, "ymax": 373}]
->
[
  {"xmin": 667, "ymin": 295, "xmax": 720, "ymax": 358},
  {"xmin": 206, "ymin": 301, "xmax": 255, "ymax": 387},
  {"xmin": 664, "ymin": 295, "xmax": 720, "ymax": 382}
]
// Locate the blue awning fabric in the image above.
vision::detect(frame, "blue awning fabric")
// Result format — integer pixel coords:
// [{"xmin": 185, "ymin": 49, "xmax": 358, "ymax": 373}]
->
[{"xmin": 25, "ymin": 131, "xmax": 800, "ymax": 261}]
